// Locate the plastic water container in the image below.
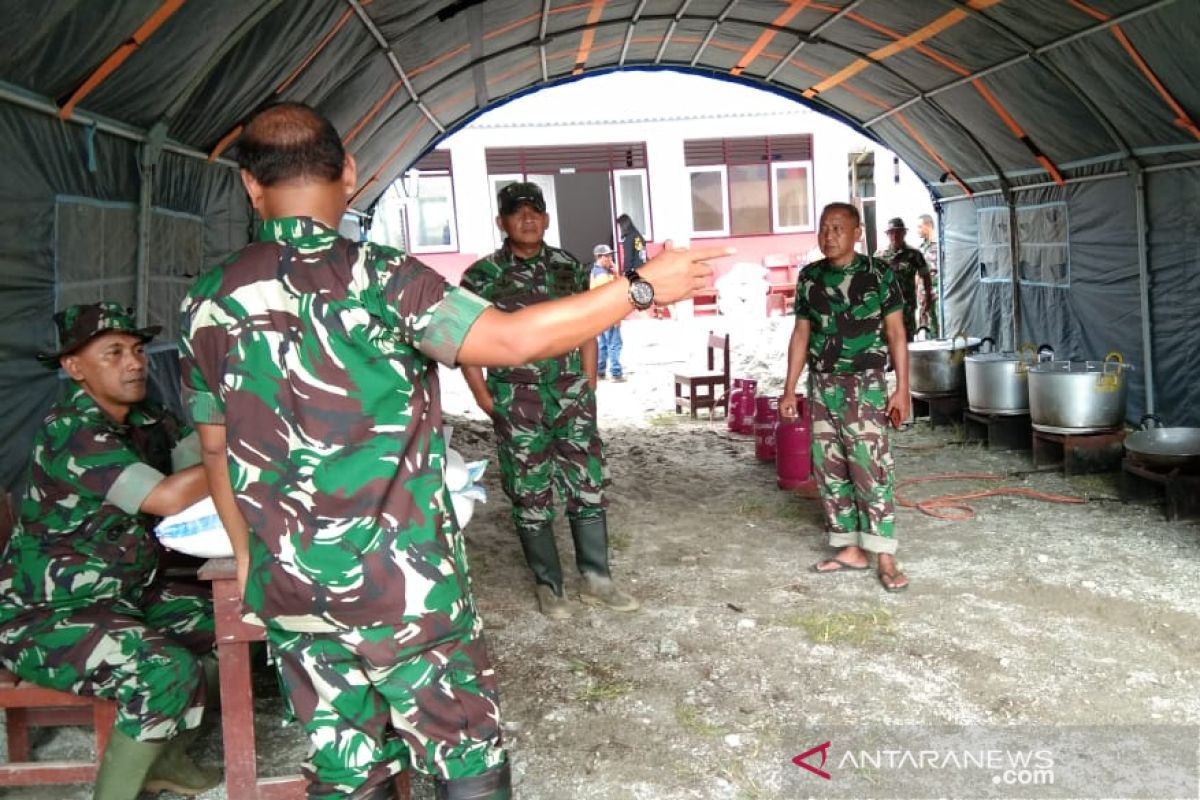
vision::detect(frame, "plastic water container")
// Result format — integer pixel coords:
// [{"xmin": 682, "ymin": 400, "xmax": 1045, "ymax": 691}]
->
[
  {"xmin": 754, "ymin": 395, "xmax": 779, "ymax": 462},
  {"xmin": 776, "ymin": 398, "xmax": 812, "ymax": 490},
  {"xmin": 731, "ymin": 378, "xmax": 758, "ymax": 434}
]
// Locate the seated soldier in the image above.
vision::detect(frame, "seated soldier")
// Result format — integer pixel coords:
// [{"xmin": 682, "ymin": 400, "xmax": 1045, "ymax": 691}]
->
[{"xmin": 0, "ymin": 302, "xmax": 220, "ymax": 799}]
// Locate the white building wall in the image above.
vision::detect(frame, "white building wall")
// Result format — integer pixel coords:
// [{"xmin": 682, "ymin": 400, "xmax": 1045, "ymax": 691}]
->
[{"xmin": 373, "ymin": 73, "xmax": 933, "ymax": 261}]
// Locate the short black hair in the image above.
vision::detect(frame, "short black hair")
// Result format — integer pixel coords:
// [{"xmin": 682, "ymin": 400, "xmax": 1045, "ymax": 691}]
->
[
  {"xmin": 236, "ymin": 102, "xmax": 345, "ymax": 187},
  {"xmin": 820, "ymin": 202, "xmax": 861, "ymax": 227}
]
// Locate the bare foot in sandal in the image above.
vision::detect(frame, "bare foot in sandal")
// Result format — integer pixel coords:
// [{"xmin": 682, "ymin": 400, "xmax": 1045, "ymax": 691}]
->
[
  {"xmin": 877, "ymin": 553, "xmax": 909, "ymax": 592},
  {"xmin": 811, "ymin": 546, "xmax": 870, "ymax": 573}
]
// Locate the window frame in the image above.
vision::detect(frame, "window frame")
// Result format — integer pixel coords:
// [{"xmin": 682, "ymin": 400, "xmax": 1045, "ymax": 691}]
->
[
  {"xmin": 406, "ymin": 171, "xmax": 459, "ymax": 254},
  {"xmin": 770, "ymin": 160, "xmax": 816, "ymax": 234},
  {"xmin": 686, "ymin": 164, "xmax": 731, "ymax": 238},
  {"xmin": 613, "ymin": 168, "xmax": 652, "ymax": 242}
]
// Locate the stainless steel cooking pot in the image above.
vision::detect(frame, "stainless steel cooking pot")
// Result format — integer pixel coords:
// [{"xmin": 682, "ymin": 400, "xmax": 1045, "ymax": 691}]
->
[
  {"xmin": 965, "ymin": 340, "xmax": 1033, "ymax": 415},
  {"xmin": 1124, "ymin": 416, "xmax": 1200, "ymax": 469},
  {"xmin": 908, "ymin": 332, "xmax": 982, "ymax": 396},
  {"xmin": 1027, "ymin": 353, "xmax": 1131, "ymax": 432}
]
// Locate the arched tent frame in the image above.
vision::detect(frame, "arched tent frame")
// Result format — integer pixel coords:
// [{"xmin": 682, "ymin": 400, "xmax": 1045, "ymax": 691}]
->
[{"xmin": 1, "ymin": 0, "xmax": 1197, "ymax": 489}]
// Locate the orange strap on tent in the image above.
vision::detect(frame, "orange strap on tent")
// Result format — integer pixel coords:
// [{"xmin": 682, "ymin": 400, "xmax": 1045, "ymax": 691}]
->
[
  {"xmin": 731, "ymin": 0, "xmax": 812, "ymax": 77},
  {"xmin": 349, "ymin": 118, "xmax": 430, "ymax": 206},
  {"xmin": 1068, "ymin": 0, "xmax": 1200, "ymax": 141},
  {"xmin": 209, "ymin": 4, "xmax": 363, "ymax": 160},
  {"xmin": 894, "ymin": 113, "xmax": 973, "ymax": 196},
  {"xmin": 59, "ymin": 0, "xmax": 187, "ymax": 120},
  {"xmin": 573, "ymin": 0, "xmax": 607, "ymax": 75}
]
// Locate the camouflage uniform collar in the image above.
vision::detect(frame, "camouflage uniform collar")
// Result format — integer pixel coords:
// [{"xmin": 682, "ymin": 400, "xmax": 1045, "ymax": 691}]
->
[
  {"xmin": 64, "ymin": 382, "xmax": 161, "ymax": 430},
  {"xmin": 256, "ymin": 217, "xmax": 340, "ymax": 245},
  {"xmin": 500, "ymin": 239, "xmax": 547, "ymax": 263},
  {"xmin": 822, "ymin": 252, "xmax": 874, "ymax": 271}
]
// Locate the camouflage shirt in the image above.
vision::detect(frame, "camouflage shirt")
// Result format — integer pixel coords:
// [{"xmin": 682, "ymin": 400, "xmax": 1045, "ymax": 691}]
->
[
  {"xmin": 0, "ymin": 384, "xmax": 197, "ymax": 621},
  {"xmin": 793, "ymin": 253, "xmax": 903, "ymax": 374},
  {"xmin": 179, "ymin": 217, "xmax": 491, "ymax": 635},
  {"xmin": 459, "ymin": 242, "xmax": 587, "ymax": 385},
  {"xmin": 876, "ymin": 244, "xmax": 931, "ymax": 336}
]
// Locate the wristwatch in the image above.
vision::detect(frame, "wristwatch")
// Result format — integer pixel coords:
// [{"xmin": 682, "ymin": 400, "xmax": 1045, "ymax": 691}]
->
[{"xmin": 627, "ymin": 270, "xmax": 655, "ymax": 310}]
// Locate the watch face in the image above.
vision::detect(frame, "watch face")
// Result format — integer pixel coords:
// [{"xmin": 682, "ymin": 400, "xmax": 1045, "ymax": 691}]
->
[{"xmin": 630, "ymin": 278, "xmax": 654, "ymax": 309}]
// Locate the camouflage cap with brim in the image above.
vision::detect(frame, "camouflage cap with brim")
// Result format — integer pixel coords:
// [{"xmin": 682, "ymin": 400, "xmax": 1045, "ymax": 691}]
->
[{"xmin": 37, "ymin": 302, "xmax": 160, "ymax": 369}]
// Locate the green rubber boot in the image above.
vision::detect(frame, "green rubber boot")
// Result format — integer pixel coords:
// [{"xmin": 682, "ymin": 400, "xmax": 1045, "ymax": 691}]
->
[
  {"xmin": 570, "ymin": 513, "xmax": 639, "ymax": 612},
  {"xmin": 143, "ymin": 725, "xmax": 222, "ymax": 796},
  {"xmin": 516, "ymin": 522, "xmax": 573, "ymax": 620},
  {"xmin": 435, "ymin": 762, "xmax": 512, "ymax": 799},
  {"xmin": 93, "ymin": 729, "xmax": 165, "ymax": 800}
]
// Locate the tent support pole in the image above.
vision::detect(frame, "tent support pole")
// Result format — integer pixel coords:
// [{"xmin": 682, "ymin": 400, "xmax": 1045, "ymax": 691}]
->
[
  {"xmin": 135, "ymin": 124, "xmax": 167, "ymax": 328},
  {"xmin": 1131, "ymin": 161, "xmax": 1156, "ymax": 415},
  {"xmin": 1005, "ymin": 190, "xmax": 1020, "ymax": 351}
]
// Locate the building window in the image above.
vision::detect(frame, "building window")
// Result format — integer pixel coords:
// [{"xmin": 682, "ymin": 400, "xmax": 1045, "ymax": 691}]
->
[
  {"xmin": 408, "ymin": 172, "xmax": 458, "ymax": 253},
  {"xmin": 684, "ymin": 135, "xmax": 815, "ymax": 238},
  {"xmin": 614, "ymin": 169, "xmax": 651, "ymax": 241},
  {"xmin": 687, "ymin": 167, "xmax": 728, "ymax": 236}
]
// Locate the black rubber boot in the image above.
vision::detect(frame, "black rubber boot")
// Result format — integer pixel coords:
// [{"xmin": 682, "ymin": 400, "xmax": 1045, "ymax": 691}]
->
[
  {"xmin": 435, "ymin": 762, "xmax": 512, "ymax": 799},
  {"xmin": 516, "ymin": 522, "xmax": 572, "ymax": 619},
  {"xmin": 570, "ymin": 512, "xmax": 639, "ymax": 612}
]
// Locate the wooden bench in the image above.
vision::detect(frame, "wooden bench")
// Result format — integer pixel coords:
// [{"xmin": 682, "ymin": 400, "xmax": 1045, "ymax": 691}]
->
[
  {"xmin": 0, "ymin": 494, "xmax": 119, "ymax": 787},
  {"xmin": 673, "ymin": 332, "xmax": 730, "ymax": 419}
]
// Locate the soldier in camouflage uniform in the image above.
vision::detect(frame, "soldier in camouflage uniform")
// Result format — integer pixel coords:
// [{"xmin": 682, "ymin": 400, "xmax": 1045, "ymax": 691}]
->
[
  {"xmin": 180, "ymin": 104, "xmax": 719, "ymax": 800},
  {"xmin": 461, "ymin": 183, "xmax": 639, "ymax": 621},
  {"xmin": 876, "ymin": 217, "xmax": 933, "ymax": 341},
  {"xmin": 0, "ymin": 302, "xmax": 219, "ymax": 800},
  {"xmin": 780, "ymin": 203, "xmax": 911, "ymax": 593},
  {"xmin": 917, "ymin": 213, "xmax": 940, "ymax": 337}
]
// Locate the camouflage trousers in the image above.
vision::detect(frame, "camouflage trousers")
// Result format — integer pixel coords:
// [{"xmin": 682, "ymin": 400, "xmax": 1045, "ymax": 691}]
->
[
  {"xmin": 487, "ymin": 374, "xmax": 609, "ymax": 529},
  {"xmin": 265, "ymin": 621, "xmax": 505, "ymax": 799},
  {"xmin": 809, "ymin": 369, "xmax": 897, "ymax": 553},
  {"xmin": 0, "ymin": 580, "xmax": 213, "ymax": 740}
]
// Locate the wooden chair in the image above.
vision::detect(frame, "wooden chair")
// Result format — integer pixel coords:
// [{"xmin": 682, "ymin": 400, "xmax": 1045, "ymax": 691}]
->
[
  {"xmin": 673, "ymin": 332, "xmax": 730, "ymax": 419},
  {"xmin": 0, "ymin": 494, "xmax": 118, "ymax": 787}
]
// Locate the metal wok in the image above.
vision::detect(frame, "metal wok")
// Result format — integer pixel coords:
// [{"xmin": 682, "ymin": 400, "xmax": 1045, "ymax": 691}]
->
[{"xmin": 1124, "ymin": 427, "xmax": 1200, "ymax": 469}]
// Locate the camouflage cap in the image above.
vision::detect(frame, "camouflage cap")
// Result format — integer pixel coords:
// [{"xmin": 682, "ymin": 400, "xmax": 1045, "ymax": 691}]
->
[
  {"xmin": 886, "ymin": 217, "xmax": 907, "ymax": 231},
  {"xmin": 497, "ymin": 181, "xmax": 546, "ymax": 215},
  {"xmin": 38, "ymin": 302, "xmax": 160, "ymax": 368}
]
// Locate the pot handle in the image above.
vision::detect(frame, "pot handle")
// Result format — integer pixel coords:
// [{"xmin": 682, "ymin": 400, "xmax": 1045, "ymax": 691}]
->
[
  {"xmin": 951, "ymin": 329, "xmax": 969, "ymax": 350},
  {"xmin": 979, "ymin": 336, "xmax": 996, "ymax": 353},
  {"xmin": 1139, "ymin": 412, "xmax": 1162, "ymax": 431},
  {"xmin": 913, "ymin": 325, "xmax": 930, "ymax": 341},
  {"xmin": 1036, "ymin": 343, "xmax": 1055, "ymax": 363},
  {"xmin": 1097, "ymin": 351, "xmax": 1124, "ymax": 393}
]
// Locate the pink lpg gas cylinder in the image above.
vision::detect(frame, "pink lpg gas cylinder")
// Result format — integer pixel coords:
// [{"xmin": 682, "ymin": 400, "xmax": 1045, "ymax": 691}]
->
[
  {"xmin": 732, "ymin": 378, "xmax": 758, "ymax": 434},
  {"xmin": 754, "ymin": 395, "xmax": 779, "ymax": 462},
  {"xmin": 776, "ymin": 397, "xmax": 812, "ymax": 489},
  {"xmin": 726, "ymin": 379, "xmax": 748, "ymax": 432}
]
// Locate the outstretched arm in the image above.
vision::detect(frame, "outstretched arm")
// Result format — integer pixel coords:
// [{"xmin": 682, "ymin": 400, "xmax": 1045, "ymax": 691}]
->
[{"xmin": 458, "ymin": 243, "xmax": 730, "ymax": 367}]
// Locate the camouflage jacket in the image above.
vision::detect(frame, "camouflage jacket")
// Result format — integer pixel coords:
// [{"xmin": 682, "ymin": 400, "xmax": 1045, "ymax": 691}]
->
[
  {"xmin": 0, "ymin": 384, "xmax": 196, "ymax": 622},
  {"xmin": 179, "ymin": 217, "xmax": 491, "ymax": 635},
  {"xmin": 459, "ymin": 241, "xmax": 588, "ymax": 385},
  {"xmin": 876, "ymin": 244, "xmax": 931, "ymax": 334},
  {"xmin": 794, "ymin": 253, "xmax": 904, "ymax": 374}
]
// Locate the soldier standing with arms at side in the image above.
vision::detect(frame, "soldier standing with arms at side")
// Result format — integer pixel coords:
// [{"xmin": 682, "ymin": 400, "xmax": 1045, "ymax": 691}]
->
[
  {"xmin": 876, "ymin": 216, "xmax": 933, "ymax": 341},
  {"xmin": 462, "ymin": 183, "xmax": 640, "ymax": 620},
  {"xmin": 181, "ymin": 104, "xmax": 724, "ymax": 799},
  {"xmin": 917, "ymin": 213, "xmax": 940, "ymax": 337},
  {"xmin": 780, "ymin": 203, "xmax": 911, "ymax": 593}
]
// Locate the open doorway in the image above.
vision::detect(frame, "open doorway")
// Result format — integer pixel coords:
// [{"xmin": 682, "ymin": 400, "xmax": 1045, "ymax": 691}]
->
[
  {"xmin": 554, "ymin": 171, "xmax": 613, "ymax": 263},
  {"xmin": 849, "ymin": 150, "xmax": 877, "ymax": 255}
]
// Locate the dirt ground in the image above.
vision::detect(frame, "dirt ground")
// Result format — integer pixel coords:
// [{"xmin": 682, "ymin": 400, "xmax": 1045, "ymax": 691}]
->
[{"xmin": 4, "ymin": 317, "xmax": 1199, "ymax": 799}]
